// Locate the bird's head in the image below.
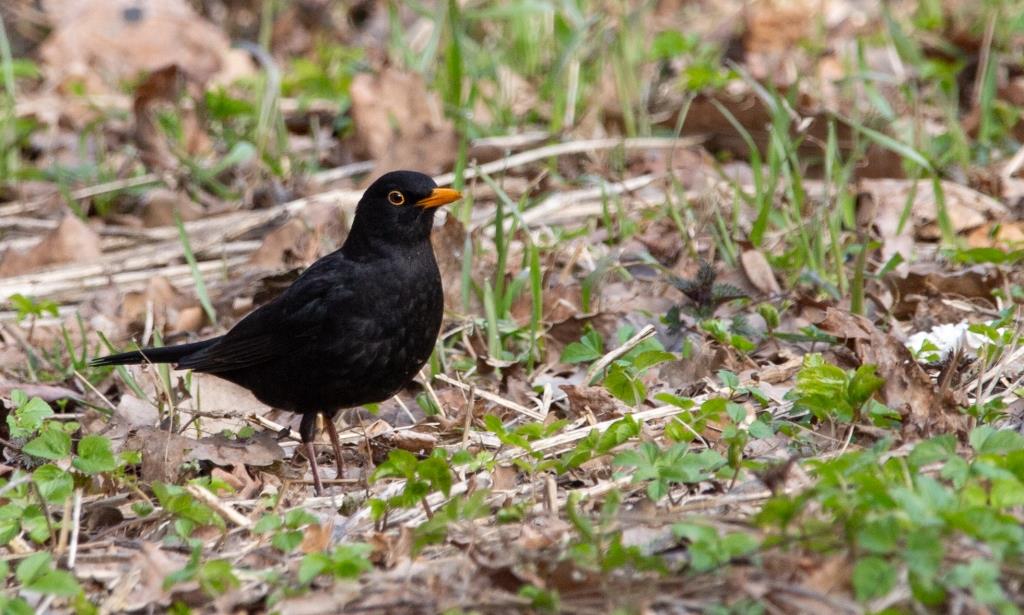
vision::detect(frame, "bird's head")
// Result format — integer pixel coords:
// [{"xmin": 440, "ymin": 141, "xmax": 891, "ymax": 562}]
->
[{"xmin": 349, "ymin": 170, "xmax": 462, "ymax": 244}]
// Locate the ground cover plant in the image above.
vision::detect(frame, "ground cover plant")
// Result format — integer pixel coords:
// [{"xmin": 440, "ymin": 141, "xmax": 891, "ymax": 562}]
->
[{"xmin": 2, "ymin": 0, "xmax": 1024, "ymax": 612}]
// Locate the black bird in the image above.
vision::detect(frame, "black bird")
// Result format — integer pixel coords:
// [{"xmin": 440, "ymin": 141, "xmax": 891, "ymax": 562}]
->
[{"xmin": 92, "ymin": 171, "xmax": 462, "ymax": 494}]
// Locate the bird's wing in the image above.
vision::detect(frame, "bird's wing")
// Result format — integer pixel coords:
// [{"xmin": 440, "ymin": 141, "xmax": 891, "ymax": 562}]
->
[{"xmin": 176, "ymin": 256, "xmax": 351, "ymax": 373}]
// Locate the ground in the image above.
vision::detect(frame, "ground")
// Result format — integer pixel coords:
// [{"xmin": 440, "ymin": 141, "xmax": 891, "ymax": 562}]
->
[{"xmin": 2, "ymin": 0, "xmax": 1024, "ymax": 613}]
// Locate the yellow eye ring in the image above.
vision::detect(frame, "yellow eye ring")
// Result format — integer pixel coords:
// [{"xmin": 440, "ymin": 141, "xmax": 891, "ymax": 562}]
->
[{"xmin": 387, "ymin": 190, "xmax": 405, "ymax": 206}]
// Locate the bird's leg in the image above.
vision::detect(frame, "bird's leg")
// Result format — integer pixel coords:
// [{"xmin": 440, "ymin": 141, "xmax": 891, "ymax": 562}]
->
[
  {"xmin": 322, "ymin": 413, "xmax": 346, "ymax": 481},
  {"xmin": 305, "ymin": 441, "xmax": 324, "ymax": 496},
  {"xmin": 299, "ymin": 413, "xmax": 324, "ymax": 496}
]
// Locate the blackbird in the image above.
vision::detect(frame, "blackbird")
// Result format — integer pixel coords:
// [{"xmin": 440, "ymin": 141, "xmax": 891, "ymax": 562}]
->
[{"xmin": 91, "ymin": 170, "xmax": 462, "ymax": 494}]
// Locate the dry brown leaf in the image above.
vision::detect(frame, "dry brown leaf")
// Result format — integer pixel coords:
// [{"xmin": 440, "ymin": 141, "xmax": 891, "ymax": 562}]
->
[
  {"xmin": 0, "ymin": 380, "xmax": 82, "ymax": 404},
  {"xmin": 859, "ymin": 178, "xmax": 1009, "ymax": 240},
  {"xmin": 0, "ymin": 214, "xmax": 101, "ymax": 276},
  {"xmin": 131, "ymin": 426, "xmax": 190, "ymax": 483},
  {"xmin": 886, "ymin": 264, "xmax": 1003, "ymax": 320},
  {"xmin": 119, "ymin": 275, "xmax": 193, "ymax": 335},
  {"xmin": 559, "ymin": 384, "xmax": 620, "ymax": 421},
  {"xmin": 189, "ymin": 431, "xmax": 285, "ymax": 467},
  {"xmin": 139, "ymin": 188, "xmax": 204, "ymax": 227},
  {"xmin": 127, "ymin": 424, "xmax": 284, "ymax": 482},
  {"xmin": 249, "ymin": 202, "xmax": 349, "ymax": 270},
  {"xmin": 744, "ymin": 0, "xmax": 816, "ymax": 54},
  {"xmin": 173, "ymin": 305, "xmax": 205, "ymax": 334},
  {"xmin": 299, "ymin": 520, "xmax": 335, "ymax": 554},
  {"xmin": 133, "ymin": 64, "xmax": 210, "ymax": 171},
  {"xmin": 511, "ymin": 279, "xmax": 584, "ymax": 326},
  {"xmin": 966, "ymin": 221, "xmax": 1024, "ymax": 249},
  {"xmin": 814, "ymin": 308, "xmax": 968, "ymax": 438},
  {"xmin": 39, "ymin": 0, "xmax": 249, "ymax": 94},
  {"xmin": 385, "ymin": 430, "xmax": 437, "ymax": 455},
  {"xmin": 113, "ymin": 393, "xmax": 159, "ymax": 428},
  {"xmin": 349, "ymin": 66, "xmax": 458, "ymax": 177},
  {"xmin": 637, "ymin": 219, "xmax": 684, "ymax": 265},
  {"xmin": 740, "ymin": 249, "xmax": 782, "ymax": 295},
  {"xmin": 117, "ymin": 542, "xmax": 189, "ymax": 611}
]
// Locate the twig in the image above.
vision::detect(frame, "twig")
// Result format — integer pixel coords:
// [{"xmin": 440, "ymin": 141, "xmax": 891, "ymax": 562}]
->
[
  {"xmin": 418, "ymin": 368, "xmax": 447, "ymax": 419},
  {"xmin": 74, "ymin": 369, "xmax": 116, "ymax": 411},
  {"xmin": 184, "ymin": 483, "xmax": 253, "ymax": 529},
  {"xmin": 310, "ymin": 160, "xmax": 377, "ymax": 185},
  {"xmin": 68, "ymin": 489, "xmax": 83, "ymax": 569},
  {"xmin": 586, "ymin": 324, "xmax": 657, "ymax": 384},
  {"xmin": 435, "ymin": 373, "xmax": 544, "ymax": 420},
  {"xmin": 433, "ymin": 136, "xmax": 703, "ymax": 186},
  {"xmin": 0, "ymin": 173, "xmax": 160, "ymax": 218}
]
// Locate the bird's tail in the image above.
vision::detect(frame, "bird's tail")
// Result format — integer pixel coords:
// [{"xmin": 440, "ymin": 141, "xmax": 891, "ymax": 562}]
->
[{"xmin": 90, "ymin": 339, "xmax": 218, "ymax": 367}]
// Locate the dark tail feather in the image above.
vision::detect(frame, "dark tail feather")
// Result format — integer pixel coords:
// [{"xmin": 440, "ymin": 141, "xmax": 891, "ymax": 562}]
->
[{"xmin": 90, "ymin": 339, "xmax": 219, "ymax": 367}]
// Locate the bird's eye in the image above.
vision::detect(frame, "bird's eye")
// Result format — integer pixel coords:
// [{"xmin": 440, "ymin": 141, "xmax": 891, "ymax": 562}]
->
[{"xmin": 387, "ymin": 190, "xmax": 405, "ymax": 206}]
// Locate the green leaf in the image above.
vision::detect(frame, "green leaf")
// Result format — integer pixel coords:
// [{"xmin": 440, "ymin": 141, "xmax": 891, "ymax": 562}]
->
[
  {"xmin": 197, "ymin": 559, "xmax": 239, "ymax": 596},
  {"xmin": 852, "ymin": 556, "xmax": 896, "ymax": 602},
  {"xmin": 16, "ymin": 551, "xmax": 51, "ymax": 584},
  {"xmin": 560, "ymin": 329, "xmax": 604, "ymax": 363},
  {"xmin": 21, "ymin": 506, "xmax": 50, "ymax": 543},
  {"xmin": 654, "ymin": 392, "xmax": 694, "ymax": 409},
  {"xmin": 284, "ymin": 508, "xmax": 319, "ymax": 529},
  {"xmin": 151, "ymin": 483, "xmax": 224, "ymax": 531},
  {"xmin": 23, "ymin": 428, "xmax": 72, "ymax": 460},
  {"xmin": 7, "ymin": 394, "xmax": 54, "ymax": 439},
  {"xmin": 32, "ymin": 464, "xmax": 73, "ymax": 504},
  {"xmin": 748, "ymin": 419, "xmax": 773, "ymax": 439},
  {"xmin": 73, "ymin": 435, "xmax": 117, "ymax": 474},
  {"xmin": 297, "ymin": 553, "xmax": 329, "ymax": 584},
  {"xmin": 418, "ymin": 456, "xmax": 453, "ymax": 497},
  {"xmin": 370, "ymin": 449, "xmax": 419, "ymax": 482},
  {"xmin": 0, "ymin": 503, "xmax": 23, "ymax": 544},
  {"xmin": 970, "ymin": 426, "xmax": 1024, "ymax": 455},
  {"xmin": 271, "ymin": 530, "xmax": 303, "ymax": 553},
  {"xmin": 27, "ymin": 569, "xmax": 81, "ymax": 597},
  {"xmin": 848, "ymin": 364, "xmax": 885, "ymax": 406},
  {"xmin": 650, "ymin": 30, "xmax": 693, "ymax": 59},
  {"xmin": 631, "ymin": 350, "xmax": 676, "ymax": 371},
  {"xmin": 252, "ymin": 514, "xmax": 281, "ymax": 534},
  {"xmin": 604, "ymin": 364, "xmax": 645, "ymax": 406}
]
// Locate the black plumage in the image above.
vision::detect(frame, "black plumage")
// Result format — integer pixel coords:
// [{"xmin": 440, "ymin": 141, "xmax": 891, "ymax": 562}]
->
[{"xmin": 92, "ymin": 170, "xmax": 462, "ymax": 494}]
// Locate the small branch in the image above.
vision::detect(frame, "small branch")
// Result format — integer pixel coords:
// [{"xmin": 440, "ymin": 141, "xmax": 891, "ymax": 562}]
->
[
  {"xmin": 184, "ymin": 483, "xmax": 253, "ymax": 529},
  {"xmin": 433, "ymin": 136, "xmax": 703, "ymax": 187},
  {"xmin": 435, "ymin": 373, "xmax": 544, "ymax": 420},
  {"xmin": 586, "ymin": 324, "xmax": 657, "ymax": 384},
  {"xmin": 67, "ymin": 489, "xmax": 83, "ymax": 569},
  {"xmin": 418, "ymin": 368, "xmax": 447, "ymax": 419}
]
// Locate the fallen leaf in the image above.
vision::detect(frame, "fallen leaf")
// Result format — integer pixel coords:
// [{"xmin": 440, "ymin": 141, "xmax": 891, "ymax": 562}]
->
[
  {"xmin": 0, "ymin": 214, "xmax": 101, "ymax": 276},
  {"xmin": 886, "ymin": 264, "xmax": 1003, "ymax": 320},
  {"xmin": 189, "ymin": 431, "xmax": 285, "ymax": 467},
  {"xmin": 133, "ymin": 64, "xmax": 209, "ymax": 171},
  {"xmin": 249, "ymin": 202, "xmax": 349, "ymax": 270},
  {"xmin": 139, "ymin": 188, "xmax": 204, "ymax": 228},
  {"xmin": 39, "ymin": 0, "xmax": 248, "ymax": 95},
  {"xmin": 299, "ymin": 519, "xmax": 335, "ymax": 554},
  {"xmin": 966, "ymin": 221, "xmax": 1024, "ymax": 249},
  {"xmin": 814, "ymin": 308, "xmax": 968, "ymax": 438},
  {"xmin": 859, "ymin": 178, "xmax": 1009, "ymax": 240},
  {"xmin": 384, "ymin": 430, "xmax": 437, "ymax": 455},
  {"xmin": 113, "ymin": 393, "xmax": 160, "ymax": 428},
  {"xmin": 740, "ymin": 248, "xmax": 782, "ymax": 295},
  {"xmin": 349, "ymin": 66, "xmax": 458, "ymax": 177},
  {"xmin": 0, "ymin": 381, "xmax": 83, "ymax": 404},
  {"xmin": 559, "ymin": 384, "xmax": 620, "ymax": 421},
  {"xmin": 119, "ymin": 276, "xmax": 193, "ymax": 335},
  {"xmin": 117, "ymin": 542, "xmax": 189, "ymax": 611},
  {"xmin": 637, "ymin": 218, "xmax": 684, "ymax": 265}
]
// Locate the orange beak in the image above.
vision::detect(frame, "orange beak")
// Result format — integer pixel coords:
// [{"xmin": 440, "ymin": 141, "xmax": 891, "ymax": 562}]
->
[{"xmin": 416, "ymin": 187, "xmax": 462, "ymax": 209}]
